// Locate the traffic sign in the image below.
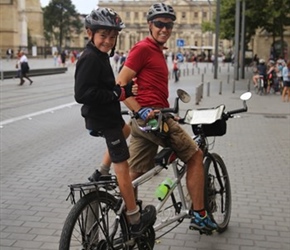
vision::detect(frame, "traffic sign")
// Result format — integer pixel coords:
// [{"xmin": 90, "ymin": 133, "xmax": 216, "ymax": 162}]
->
[{"xmin": 176, "ymin": 39, "xmax": 185, "ymax": 47}]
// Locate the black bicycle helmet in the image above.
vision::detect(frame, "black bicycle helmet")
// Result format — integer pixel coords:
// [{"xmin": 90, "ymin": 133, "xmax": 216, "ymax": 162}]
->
[
  {"xmin": 85, "ymin": 7, "xmax": 125, "ymax": 31},
  {"xmin": 147, "ymin": 3, "xmax": 176, "ymax": 21}
]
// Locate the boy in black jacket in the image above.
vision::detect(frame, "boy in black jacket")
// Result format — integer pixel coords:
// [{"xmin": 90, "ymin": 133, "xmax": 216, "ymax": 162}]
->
[{"xmin": 74, "ymin": 8, "xmax": 156, "ymax": 236}]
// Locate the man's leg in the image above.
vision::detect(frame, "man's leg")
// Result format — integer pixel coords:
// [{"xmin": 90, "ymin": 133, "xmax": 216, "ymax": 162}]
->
[{"xmin": 186, "ymin": 149, "xmax": 204, "ymax": 210}]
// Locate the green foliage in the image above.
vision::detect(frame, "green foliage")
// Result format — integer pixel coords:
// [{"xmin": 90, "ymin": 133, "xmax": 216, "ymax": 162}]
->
[
  {"xmin": 201, "ymin": 21, "xmax": 215, "ymax": 33},
  {"xmin": 43, "ymin": 0, "xmax": 83, "ymax": 48},
  {"xmin": 219, "ymin": 0, "xmax": 290, "ymax": 47}
]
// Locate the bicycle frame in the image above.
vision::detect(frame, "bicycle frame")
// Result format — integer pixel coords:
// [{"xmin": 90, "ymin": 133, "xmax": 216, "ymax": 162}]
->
[{"xmin": 116, "ymin": 149, "xmax": 191, "ymax": 234}]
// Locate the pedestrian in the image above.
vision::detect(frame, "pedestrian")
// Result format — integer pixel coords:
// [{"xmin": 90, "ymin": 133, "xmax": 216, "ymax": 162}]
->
[
  {"xmin": 19, "ymin": 51, "xmax": 33, "ymax": 85},
  {"xmin": 282, "ymin": 61, "xmax": 290, "ymax": 102},
  {"xmin": 60, "ymin": 50, "xmax": 66, "ymax": 67},
  {"xmin": 173, "ymin": 55, "xmax": 179, "ymax": 82},
  {"xmin": 6, "ymin": 48, "xmax": 12, "ymax": 61},
  {"xmin": 74, "ymin": 7, "xmax": 156, "ymax": 236},
  {"xmin": 117, "ymin": 2, "xmax": 217, "ymax": 233}
]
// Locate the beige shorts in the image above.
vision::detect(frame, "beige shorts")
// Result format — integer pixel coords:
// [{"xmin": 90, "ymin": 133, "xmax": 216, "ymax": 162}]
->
[{"xmin": 128, "ymin": 117, "xmax": 199, "ymax": 173}]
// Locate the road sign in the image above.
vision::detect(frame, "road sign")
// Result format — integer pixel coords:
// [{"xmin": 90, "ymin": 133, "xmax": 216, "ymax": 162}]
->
[{"xmin": 176, "ymin": 39, "xmax": 185, "ymax": 47}]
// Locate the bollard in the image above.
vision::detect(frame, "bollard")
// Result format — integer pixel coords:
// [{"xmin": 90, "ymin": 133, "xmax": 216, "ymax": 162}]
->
[
  {"xmin": 219, "ymin": 81, "xmax": 222, "ymax": 95},
  {"xmin": 207, "ymin": 82, "xmax": 210, "ymax": 97},
  {"xmin": 227, "ymin": 74, "xmax": 230, "ymax": 84},
  {"xmin": 201, "ymin": 83, "xmax": 204, "ymax": 99},
  {"xmin": 247, "ymin": 79, "xmax": 250, "ymax": 91},
  {"xmin": 198, "ymin": 68, "xmax": 200, "ymax": 74},
  {"xmin": 232, "ymin": 80, "xmax": 235, "ymax": 93},
  {"xmin": 204, "ymin": 67, "xmax": 206, "ymax": 74},
  {"xmin": 192, "ymin": 68, "xmax": 194, "ymax": 75},
  {"xmin": 201, "ymin": 74, "xmax": 204, "ymax": 84}
]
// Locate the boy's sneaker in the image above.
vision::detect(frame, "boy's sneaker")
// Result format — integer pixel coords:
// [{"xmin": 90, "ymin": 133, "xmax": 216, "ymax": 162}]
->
[
  {"xmin": 88, "ymin": 169, "xmax": 102, "ymax": 182},
  {"xmin": 88, "ymin": 170, "xmax": 116, "ymax": 190},
  {"xmin": 131, "ymin": 205, "xmax": 156, "ymax": 236},
  {"xmin": 189, "ymin": 211, "xmax": 217, "ymax": 232}
]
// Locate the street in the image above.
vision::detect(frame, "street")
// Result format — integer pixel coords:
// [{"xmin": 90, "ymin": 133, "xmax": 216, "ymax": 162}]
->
[{"xmin": 1, "ymin": 61, "xmax": 289, "ymax": 250}]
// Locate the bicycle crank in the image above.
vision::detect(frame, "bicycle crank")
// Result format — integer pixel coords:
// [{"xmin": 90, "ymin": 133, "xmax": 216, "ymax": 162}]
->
[{"xmin": 135, "ymin": 226, "xmax": 155, "ymax": 250}]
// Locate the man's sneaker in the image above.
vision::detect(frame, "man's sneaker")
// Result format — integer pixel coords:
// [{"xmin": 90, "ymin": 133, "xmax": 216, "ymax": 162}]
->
[
  {"xmin": 131, "ymin": 205, "xmax": 156, "ymax": 236},
  {"xmin": 189, "ymin": 211, "xmax": 217, "ymax": 232}
]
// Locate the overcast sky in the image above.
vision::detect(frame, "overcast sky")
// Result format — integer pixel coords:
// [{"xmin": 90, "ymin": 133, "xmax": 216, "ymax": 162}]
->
[{"xmin": 40, "ymin": 0, "xmax": 99, "ymax": 14}]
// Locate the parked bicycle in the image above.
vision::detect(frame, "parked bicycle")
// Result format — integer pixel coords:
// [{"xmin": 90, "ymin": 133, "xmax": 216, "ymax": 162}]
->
[
  {"xmin": 59, "ymin": 89, "xmax": 252, "ymax": 250},
  {"xmin": 255, "ymin": 75, "xmax": 266, "ymax": 95}
]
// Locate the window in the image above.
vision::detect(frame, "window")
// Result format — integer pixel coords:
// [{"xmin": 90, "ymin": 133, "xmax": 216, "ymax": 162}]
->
[
  {"xmin": 182, "ymin": 12, "xmax": 186, "ymax": 19},
  {"xmin": 203, "ymin": 12, "xmax": 207, "ymax": 18}
]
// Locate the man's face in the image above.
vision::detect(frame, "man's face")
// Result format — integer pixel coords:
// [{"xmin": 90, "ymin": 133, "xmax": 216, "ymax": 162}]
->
[{"xmin": 149, "ymin": 17, "xmax": 174, "ymax": 44}]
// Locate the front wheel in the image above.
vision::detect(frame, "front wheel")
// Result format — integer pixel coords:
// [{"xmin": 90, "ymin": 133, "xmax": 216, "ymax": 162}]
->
[
  {"xmin": 59, "ymin": 190, "xmax": 131, "ymax": 250},
  {"xmin": 204, "ymin": 153, "xmax": 231, "ymax": 233}
]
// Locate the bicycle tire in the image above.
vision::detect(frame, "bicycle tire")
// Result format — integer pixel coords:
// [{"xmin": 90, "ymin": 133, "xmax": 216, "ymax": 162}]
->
[
  {"xmin": 59, "ymin": 190, "xmax": 131, "ymax": 250},
  {"xmin": 204, "ymin": 153, "xmax": 231, "ymax": 233}
]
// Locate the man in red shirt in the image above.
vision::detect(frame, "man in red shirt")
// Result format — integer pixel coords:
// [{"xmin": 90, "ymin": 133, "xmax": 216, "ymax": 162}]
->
[{"xmin": 117, "ymin": 2, "xmax": 217, "ymax": 233}]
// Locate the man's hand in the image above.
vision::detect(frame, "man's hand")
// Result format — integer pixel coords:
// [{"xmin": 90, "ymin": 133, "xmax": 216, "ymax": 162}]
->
[{"xmin": 137, "ymin": 107, "xmax": 157, "ymax": 121}]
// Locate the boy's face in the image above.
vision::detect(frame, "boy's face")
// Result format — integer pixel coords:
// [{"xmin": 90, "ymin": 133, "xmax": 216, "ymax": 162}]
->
[{"xmin": 88, "ymin": 29, "xmax": 118, "ymax": 53}]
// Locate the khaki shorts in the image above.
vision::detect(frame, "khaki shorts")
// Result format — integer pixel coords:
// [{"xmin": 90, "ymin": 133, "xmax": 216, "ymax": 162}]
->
[{"xmin": 128, "ymin": 117, "xmax": 199, "ymax": 173}]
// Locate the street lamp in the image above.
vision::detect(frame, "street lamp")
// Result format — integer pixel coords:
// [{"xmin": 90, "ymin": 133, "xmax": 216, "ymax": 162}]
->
[{"xmin": 214, "ymin": 0, "xmax": 220, "ymax": 79}]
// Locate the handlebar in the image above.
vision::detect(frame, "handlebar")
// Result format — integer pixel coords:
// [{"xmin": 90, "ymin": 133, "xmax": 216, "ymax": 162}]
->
[
  {"xmin": 121, "ymin": 89, "xmax": 251, "ymax": 133},
  {"xmin": 223, "ymin": 100, "xmax": 248, "ymax": 120}
]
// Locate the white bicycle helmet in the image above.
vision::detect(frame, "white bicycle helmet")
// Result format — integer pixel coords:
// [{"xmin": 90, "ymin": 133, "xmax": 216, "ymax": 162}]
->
[
  {"xmin": 259, "ymin": 59, "xmax": 265, "ymax": 64},
  {"xmin": 147, "ymin": 3, "xmax": 176, "ymax": 21}
]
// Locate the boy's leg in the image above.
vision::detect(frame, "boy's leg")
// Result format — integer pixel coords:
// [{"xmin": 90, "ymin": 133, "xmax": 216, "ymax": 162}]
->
[{"xmin": 89, "ymin": 123, "xmax": 131, "ymax": 181}]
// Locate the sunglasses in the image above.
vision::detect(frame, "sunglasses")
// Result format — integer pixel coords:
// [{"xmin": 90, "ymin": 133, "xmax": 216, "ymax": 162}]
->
[{"xmin": 152, "ymin": 21, "xmax": 174, "ymax": 30}]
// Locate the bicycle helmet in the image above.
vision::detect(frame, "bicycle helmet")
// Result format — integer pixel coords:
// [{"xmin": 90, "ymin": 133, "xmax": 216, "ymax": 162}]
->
[
  {"xmin": 85, "ymin": 7, "xmax": 125, "ymax": 31},
  {"xmin": 147, "ymin": 3, "xmax": 176, "ymax": 21},
  {"xmin": 259, "ymin": 59, "xmax": 265, "ymax": 64}
]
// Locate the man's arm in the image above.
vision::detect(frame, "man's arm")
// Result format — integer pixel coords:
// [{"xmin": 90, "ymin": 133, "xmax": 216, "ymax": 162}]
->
[{"xmin": 116, "ymin": 65, "xmax": 142, "ymax": 112}]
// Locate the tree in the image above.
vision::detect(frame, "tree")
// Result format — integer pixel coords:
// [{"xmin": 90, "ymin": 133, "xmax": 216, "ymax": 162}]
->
[
  {"xmin": 219, "ymin": 0, "xmax": 290, "ymax": 54},
  {"xmin": 43, "ymin": 0, "xmax": 83, "ymax": 49}
]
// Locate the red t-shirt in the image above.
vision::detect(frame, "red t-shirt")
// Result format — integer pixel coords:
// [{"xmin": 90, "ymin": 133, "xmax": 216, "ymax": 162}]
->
[{"xmin": 124, "ymin": 37, "xmax": 169, "ymax": 108}]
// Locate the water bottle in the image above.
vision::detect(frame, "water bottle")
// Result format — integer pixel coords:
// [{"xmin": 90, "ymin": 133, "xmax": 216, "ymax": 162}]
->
[{"xmin": 155, "ymin": 178, "xmax": 173, "ymax": 201}]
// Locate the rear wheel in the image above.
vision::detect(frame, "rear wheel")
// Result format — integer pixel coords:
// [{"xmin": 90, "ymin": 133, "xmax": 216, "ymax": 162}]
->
[
  {"xmin": 204, "ymin": 153, "xmax": 231, "ymax": 233},
  {"xmin": 59, "ymin": 190, "xmax": 131, "ymax": 250}
]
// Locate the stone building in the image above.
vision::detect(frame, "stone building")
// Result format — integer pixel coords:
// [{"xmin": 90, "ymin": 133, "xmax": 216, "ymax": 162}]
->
[
  {"xmin": 0, "ymin": 0, "xmax": 44, "ymax": 57},
  {"xmin": 0, "ymin": 0, "xmax": 289, "ymax": 61},
  {"xmin": 98, "ymin": 0, "xmax": 221, "ymax": 58}
]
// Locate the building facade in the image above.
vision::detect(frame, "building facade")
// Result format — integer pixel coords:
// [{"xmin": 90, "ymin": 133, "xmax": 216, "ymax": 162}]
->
[
  {"xmin": 0, "ymin": 0, "xmax": 289, "ymax": 61},
  {"xmin": 0, "ymin": 0, "xmax": 44, "ymax": 57}
]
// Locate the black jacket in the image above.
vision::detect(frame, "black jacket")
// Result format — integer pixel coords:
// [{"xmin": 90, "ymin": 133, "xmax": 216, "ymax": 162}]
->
[{"xmin": 74, "ymin": 42, "xmax": 123, "ymax": 130}]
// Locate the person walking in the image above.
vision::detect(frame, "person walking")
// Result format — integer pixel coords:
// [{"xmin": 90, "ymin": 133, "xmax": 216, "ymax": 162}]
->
[
  {"xmin": 74, "ymin": 7, "xmax": 156, "ymax": 236},
  {"xmin": 282, "ymin": 61, "xmax": 290, "ymax": 102},
  {"xmin": 117, "ymin": 2, "xmax": 217, "ymax": 233},
  {"xmin": 173, "ymin": 55, "xmax": 179, "ymax": 82},
  {"xmin": 19, "ymin": 51, "xmax": 33, "ymax": 85}
]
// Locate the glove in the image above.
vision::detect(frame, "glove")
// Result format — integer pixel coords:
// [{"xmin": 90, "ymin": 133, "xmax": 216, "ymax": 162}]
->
[
  {"xmin": 123, "ymin": 80, "xmax": 135, "ymax": 97},
  {"xmin": 113, "ymin": 82, "xmax": 135, "ymax": 101},
  {"xmin": 137, "ymin": 107, "xmax": 153, "ymax": 121}
]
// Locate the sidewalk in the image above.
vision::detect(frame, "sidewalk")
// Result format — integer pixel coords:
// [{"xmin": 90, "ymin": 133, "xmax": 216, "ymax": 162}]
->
[{"xmin": 0, "ymin": 58, "xmax": 289, "ymax": 250}]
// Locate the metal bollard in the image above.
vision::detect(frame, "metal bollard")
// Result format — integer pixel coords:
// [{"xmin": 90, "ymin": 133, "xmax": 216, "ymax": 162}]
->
[
  {"xmin": 207, "ymin": 82, "xmax": 210, "ymax": 97},
  {"xmin": 232, "ymin": 80, "xmax": 235, "ymax": 93},
  {"xmin": 201, "ymin": 74, "xmax": 204, "ymax": 84},
  {"xmin": 219, "ymin": 81, "xmax": 222, "ymax": 95},
  {"xmin": 247, "ymin": 79, "xmax": 250, "ymax": 91},
  {"xmin": 227, "ymin": 74, "xmax": 230, "ymax": 84}
]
